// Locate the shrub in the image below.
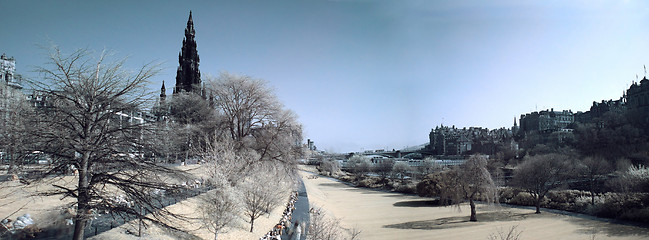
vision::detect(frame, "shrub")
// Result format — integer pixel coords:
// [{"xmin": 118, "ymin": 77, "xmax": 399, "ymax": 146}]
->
[
  {"xmin": 509, "ymin": 192, "xmax": 536, "ymax": 206},
  {"xmin": 339, "ymin": 175, "xmax": 354, "ymax": 183},
  {"xmin": 573, "ymin": 196, "xmax": 592, "ymax": 213},
  {"xmin": 394, "ymin": 182, "xmax": 417, "ymax": 194},
  {"xmin": 619, "ymin": 207, "xmax": 649, "ymax": 223},
  {"xmin": 586, "ymin": 192, "xmax": 649, "ymax": 220},
  {"xmin": 589, "ymin": 196, "xmax": 623, "ymax": 218},
  {"xmin": 357, "ymin": 178, "xmax": 374, "ymax": 188},
  {"xmin": 546, "ymin": 190, "xmax": 581, "ymax": 204},
  {"xmin": 498, "ymin": 187, "xmax": 519, "ymax": 203},
  {"xmin": 545, "ymin": 190, "xmax": 588, "ymax": 212}
]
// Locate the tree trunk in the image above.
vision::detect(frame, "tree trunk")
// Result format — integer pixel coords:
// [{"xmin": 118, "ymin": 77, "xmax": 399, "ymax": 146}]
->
[
  {"xmin": 73, "ymin": 153, "xmax": 91, "ymax": 240},
  {"xmin": 214, "ymin": 232, "xmax": 218, "ymax": 240},
  {"xmin": 590, "ymin": 180, "xmax": 596, "ymax": 205},
  {"xmin": 250, "ymin": 217, "xmax": 254, "ymax": 232},
  {"xmin": 535, "ymin": 197, "xmax": 541, "ymax": 214},
  {"xmin": 7, "ymin": 162, "xmax": 16, "ymax": 174},
  {"xmin": 590, "ymin": 191, "xmax": 596, "ymax": 205},
  {"xmin": 469, "ymin": 198, "xmax": 477, "ymax": 221},
  {"xmin": 73, "ymin": 218, "xmax": 87, "ymax": 240},
  {"xmin": 7, "ymin": 150, "xmax": 17, "ymax": 174}
]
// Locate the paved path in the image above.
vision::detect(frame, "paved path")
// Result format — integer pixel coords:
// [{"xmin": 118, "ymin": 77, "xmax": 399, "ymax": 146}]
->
[{"xmin": 282, "ymin": 179, "xmax": 309, "ymax": 240}]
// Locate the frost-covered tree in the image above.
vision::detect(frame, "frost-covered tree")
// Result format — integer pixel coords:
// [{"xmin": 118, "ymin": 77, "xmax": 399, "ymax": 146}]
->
[
  {"xmin": 417, "ymin": 155, "xmax": 497, "ymax": 221},
  {"xmin": 512, "ymin": 153, "xmax": 571, "ymax": 213},
  {"xmin": 207, "ymin": 73, "xmax": 303, "ymax": 170},
  {"xmin": 577, "ymin": 156, "xmax": 613, "ymax": 205},
  {"xmin": 391, "ymin": 161, "xmax": 412, "ymax": 181},
  {"xmin": 29, "ymin": 47, "xmax": 189, "ymax": 240},
  {"xmin": 200, "ymin": 178, "xmax": 240, "ymax": 240},
  {"xmin": 346, "ymin": 155, "xmax": 371, "ymax": 177}
]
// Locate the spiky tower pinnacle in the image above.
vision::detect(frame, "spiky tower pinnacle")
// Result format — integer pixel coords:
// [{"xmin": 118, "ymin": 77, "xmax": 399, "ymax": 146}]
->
[{"xmin": 174, "ymin": 11, "xmax": 201, "ymax": 94}]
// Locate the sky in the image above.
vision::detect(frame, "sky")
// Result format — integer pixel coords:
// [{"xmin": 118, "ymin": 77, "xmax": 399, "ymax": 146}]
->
[{"xmin": 3, "ymin": 0, "xmax": 649, "ymax": 153}]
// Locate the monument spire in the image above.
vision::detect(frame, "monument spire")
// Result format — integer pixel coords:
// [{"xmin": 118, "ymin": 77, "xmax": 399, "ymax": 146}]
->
[
  {"xmin": 174, "ymin": 11, "xmax": 201, "ymax": 94},
  {"xmin": 160, "ymin": 80, "xmax": 166, "ymax": 99}
]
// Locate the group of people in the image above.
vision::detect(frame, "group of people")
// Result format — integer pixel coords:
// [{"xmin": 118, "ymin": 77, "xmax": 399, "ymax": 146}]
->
[{"xmin": 260, "ymin": 191, "xmax": 302, "ymax": 240}]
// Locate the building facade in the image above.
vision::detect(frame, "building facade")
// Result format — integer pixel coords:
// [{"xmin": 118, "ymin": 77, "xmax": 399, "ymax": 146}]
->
[
  {"xmin": 428, "ymin": 125, "xmax": 514, "ymax": 156},
  {"xmin": 626, "ymin": 77, "xmax": 649, "ymax": 126},
  {"xmin": 0, "ymin": 53, "xmax": 24, "ymax": 119},
  {"xmin": 519, "ymin": 109, "xmax": 574, "ymax": 134}
]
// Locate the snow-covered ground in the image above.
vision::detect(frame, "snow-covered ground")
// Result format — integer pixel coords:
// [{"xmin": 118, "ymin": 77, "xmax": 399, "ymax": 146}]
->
[{"xmin": 299, "ymin": 170, "xmax": 649, "ymax": 240}]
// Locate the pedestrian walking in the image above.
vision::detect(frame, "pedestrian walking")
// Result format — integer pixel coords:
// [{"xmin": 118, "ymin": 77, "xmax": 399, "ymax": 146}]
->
[{"xmin": 292, "ymin": 221, "xmax": 301, "ymax": 240}]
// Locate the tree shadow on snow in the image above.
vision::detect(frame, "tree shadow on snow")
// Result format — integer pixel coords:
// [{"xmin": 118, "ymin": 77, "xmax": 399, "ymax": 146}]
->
[
  {"xmin": 392, "ymin": 200, "xmax": 440, "ymax": 207},
  {"xmin": 569, "ymin": 215, "xmax": 649, "ymax": 237},
  {"xmin": 383, "ymin": 211, "xmax": 540, "ymax": 230}
]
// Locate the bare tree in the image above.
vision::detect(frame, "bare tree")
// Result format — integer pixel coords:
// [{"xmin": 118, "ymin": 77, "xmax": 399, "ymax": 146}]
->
[
  {"xmin": 391, "ymin": 161, "xmax": 412, "ymax": 182},
  {"xmin": 200, "ymin": 185, "xmax": 240, "ymax": 240},
  {"xmin": 487, "ymin": 225, "xmax": 522, "ymax": 240},
  {"xmin": 346, "ymin": 155, "xmax": 370, "ymax": 178},
  {"xmin": 148, "ymin": 120, "xmax": 180, "ymax": 164},
  {"xmin": 307, "ymin": 208, "xmax": 344, "ymax": 240},
  {"xmin": 374, "ymin": 158, "xmax": 394, "ymax": 179},
  {"xmin": 319, "ymin": 160, "xmax": 340, "ymax": 177},
  {"xmin": 208, "ymin": 72, "xmax": 280, "ymax": 144},
  {"xmin": 618, "ymin": 164, "xmax": 649, "ymax": 192},
  {"xmin": 577, "ymin": 156, "xmax": 613, "ymax": 205},
  {"xmin": 457, "ymin": 154, "xmax": 497, "ymax": 221},
  {"xmin": 207, "ymin": 72, "xmax": 304, "ymax": 169},
  {"xmin": 240, "ymin": 176, "xmax": 273, "ymax": 233},
  {"xmin": 29, "ymin": 47, "xmax": 190, "ymax": 240},
  {"xmin": 419, "ymin": 155, "xmax": 497, "ymax": 221},
  {"xmin": 418, "ymin": 157, "xmax": 437, "ymax": 177},
  {"xmin": 512, "ymin": 153, "xmax": 571, "ymax": 213},
  {"xmin": 166, "ymin": 92, "xmax": 218, "ymax": 163},
  {"xmin": 0, "ymin": 90, "xmax": 34, "ymax": 174}
]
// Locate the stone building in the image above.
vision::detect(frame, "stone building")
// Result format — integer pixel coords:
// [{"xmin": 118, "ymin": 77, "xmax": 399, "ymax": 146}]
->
[
  {"xmin": 428, "ymin": 125, "xmax": 514, "ymax": 156},
  {"xmin": 519, "ymin": 109, "xmax": 574, "ymax": 134},
  {"xmin": 574, "ymin": 97, "xmax": 626, "ymax": 124},
  {"xmin": 0, "ymin": 53, "xmax": 23, "ymax": 98},
  {"xmin": 0, "ymin": 53, "xmax": 24, "ymax": 118},
  {"xmin": 626, "ymin": 77, "xmax": 649, "ymax": 126},
  {"xmin": 0, "ymin": 54, "xmax": 22, "ymax": 89}
]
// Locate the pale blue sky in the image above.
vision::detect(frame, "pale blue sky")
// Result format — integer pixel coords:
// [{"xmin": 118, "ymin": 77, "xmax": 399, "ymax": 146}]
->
[{"xmin": 3, "ymin": 0, "xmax": 649, "ymax": 152}]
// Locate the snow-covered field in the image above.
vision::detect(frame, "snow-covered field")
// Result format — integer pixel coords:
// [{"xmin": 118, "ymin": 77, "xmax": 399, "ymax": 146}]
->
[
  {"xmin": 299, "ymin": 170, "xmax": 649, "ymax": 240},
  {"xmin": 4, "ymin": 165, "xmax": 649, "ymax": 240},
  {"xmin": 0, "ymin": 165, "xmax": 289, "ymax": 240}
]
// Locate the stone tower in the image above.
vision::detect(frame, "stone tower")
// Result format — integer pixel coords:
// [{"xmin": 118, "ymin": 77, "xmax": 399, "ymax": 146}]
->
[
  {"xmin": 160, "ymin": 80, "xmax": 166, "ymax": 99},
  {"xmin": 174, "ymin": 11, "xmax": 201, "ymax": 94}
]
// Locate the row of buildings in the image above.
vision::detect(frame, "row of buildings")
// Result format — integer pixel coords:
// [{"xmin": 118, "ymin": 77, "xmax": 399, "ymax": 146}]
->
[
  {"xmin": 428, "ymin": 75, "xmax": 649, "ymax": 156},
  {"xmin": 427, "ymin": 125, "xmax": 517, "ymax": 156}
]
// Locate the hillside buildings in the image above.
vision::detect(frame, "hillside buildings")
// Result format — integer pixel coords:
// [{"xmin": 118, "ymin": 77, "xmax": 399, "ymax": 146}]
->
[
  {"xmin": 519, "ymin": 109, "xmax": 574, "ymax": 134},
  {"xmin": 428, "ymin": 72, "xmax": 649, "ymax": 156},
  {"xmin": 427, "ymin": 125, "xmax": 516, "ymax": 156}
]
